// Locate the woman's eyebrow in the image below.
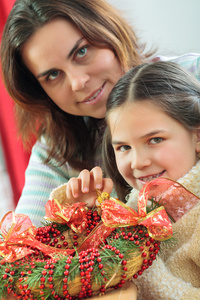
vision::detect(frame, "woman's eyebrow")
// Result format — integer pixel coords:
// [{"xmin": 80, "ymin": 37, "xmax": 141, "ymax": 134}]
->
[
  {"xmin": 67, "ymin": 37, "xmax": 85, "ymax": 59},
  {"xmin": 37, "ymin": 68, "xmax": 55, "ymax": 79},
  {"xmin": 37, "ymin": 37, "xmax": 85, "ymax": 79}
]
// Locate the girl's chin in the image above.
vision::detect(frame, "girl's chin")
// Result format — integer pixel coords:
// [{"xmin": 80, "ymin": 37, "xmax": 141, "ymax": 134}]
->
[
  {"xmin": 130, "ymin": 181, "xmax": 144, "ymax": 192},
  {"xmin": 134, "ymin": 180, "xmax": 152, "ymax": 191}
]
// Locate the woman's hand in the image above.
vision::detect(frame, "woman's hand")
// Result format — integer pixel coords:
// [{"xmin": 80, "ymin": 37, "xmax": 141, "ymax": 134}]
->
[{"xmin": 66, "ymin": 166, "xmax": 113, "ymax": 207}]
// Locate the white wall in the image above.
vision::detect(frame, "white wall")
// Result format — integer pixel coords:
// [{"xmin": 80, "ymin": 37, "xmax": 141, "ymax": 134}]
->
[
  {"xmin": 108, "ymin": 0, "xmax": 200, "ymax": 56},
  {"xmin": 0, "ymin": 138, "xmax": 14, "ymax": 220}
]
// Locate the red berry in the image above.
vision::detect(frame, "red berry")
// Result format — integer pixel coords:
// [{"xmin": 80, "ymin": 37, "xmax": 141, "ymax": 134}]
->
[
  {"xmin": 5, "ymin": 268, "xmax": 10, "ymax": 273},
  {"xmin": 40, "ymin": 277, "xmax": 45, "ymax": 282},
  {"xmin": 99, "ymin": 264, "xmax": 104, "ymax": 269},
  {"xmin": 48, "ymin": 276, "xmax": 53, "ymax": 282},
  {"xmin": 42, "ymin": 271, "xmax": 47, "ymax": 276}
]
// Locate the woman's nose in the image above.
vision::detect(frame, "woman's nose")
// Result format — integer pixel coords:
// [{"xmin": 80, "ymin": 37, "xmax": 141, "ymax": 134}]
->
[
  {"xmin": 131, "ymin": 149, "xmax": 151, "ymax": 170},
  {"xmin": 68, "ymin": 69, "xmax": 90, "ymax": 92}
]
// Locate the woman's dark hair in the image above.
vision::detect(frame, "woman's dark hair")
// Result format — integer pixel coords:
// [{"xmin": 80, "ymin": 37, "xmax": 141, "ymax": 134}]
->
[
  {"xmin": 103, "ymin": 61, "xmax": 200, "ymax": 200},
  {"xmin": 0, "ymin": 0, "xmax": 152, "ymax": 169}
]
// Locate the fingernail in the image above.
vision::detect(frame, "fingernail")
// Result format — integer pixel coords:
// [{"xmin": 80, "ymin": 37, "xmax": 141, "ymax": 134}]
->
[
  {"xmin": 96, "ymin": 184, "xmax": 102, "ymax": 189},
  {"xmin": 83, "ymin": 187, "xmax": 89, "ymax": 193}
]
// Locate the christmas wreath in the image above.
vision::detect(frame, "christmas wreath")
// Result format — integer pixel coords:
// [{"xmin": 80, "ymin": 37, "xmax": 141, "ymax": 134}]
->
[{"xmin": 0, "ymin": 178, "xmax": 177, "ymax": 300}]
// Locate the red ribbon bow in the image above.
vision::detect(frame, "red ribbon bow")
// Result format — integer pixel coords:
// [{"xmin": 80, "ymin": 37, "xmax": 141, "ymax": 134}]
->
[
  {"xmin": 44, "ymin": 199, "xmax": 88, "ymax": 233},
  {"xmin": 100, "ymin": 177, "xmax": 200, "ymax": 240},
  {"xmin": 0, "ymin": 212, "xmax": 73, "ymax": 262},
  {"xmin": 80, "ymin": 179, "xmax": 175, "ymax": 251},
  {"xmin": 101, "ymin": 193, "xmax": 172, "ymax": 242}
]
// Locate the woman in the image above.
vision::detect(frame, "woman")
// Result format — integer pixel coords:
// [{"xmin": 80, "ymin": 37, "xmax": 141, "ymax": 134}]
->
[{"xmin": 1, "ymin": 0, "xmax": 200, "ymax": 227}]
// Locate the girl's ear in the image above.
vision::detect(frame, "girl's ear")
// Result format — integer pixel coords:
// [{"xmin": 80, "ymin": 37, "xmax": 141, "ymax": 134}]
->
[{"xmin": 195, "ymin": 127, "xmax": 200, "ymax": 153}]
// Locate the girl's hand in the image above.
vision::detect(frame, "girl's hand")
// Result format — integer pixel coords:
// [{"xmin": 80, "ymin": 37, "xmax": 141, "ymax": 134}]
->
[{"xmin": 66, "ymin": 166, "xmax": 113, "ymax": 207}]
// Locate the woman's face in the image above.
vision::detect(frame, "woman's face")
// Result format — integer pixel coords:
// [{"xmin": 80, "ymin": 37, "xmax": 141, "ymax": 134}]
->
[
  {"xmin": 22, "ymin": 18, "xmax": 124, "ymax": 118},
  {"xmin": 109, "ymin": 101, "xmax": 200, "ymax": 191}
]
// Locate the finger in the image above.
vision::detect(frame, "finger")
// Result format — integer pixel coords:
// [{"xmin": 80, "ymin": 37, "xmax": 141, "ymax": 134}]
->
[
  {"xmin": 90, "ymin": 166, "xmax": 103, "ymax": 190},
  {"xmin": 102, "ymin": 178, "xmax": 113, "ymax": 195},
  {"xmin": 78, "ymin": 169, "xmax": 91, "ymax": 193},
  {"xmin": 66, "ymin": 177, "xmax": 81, "ymax": 199}
]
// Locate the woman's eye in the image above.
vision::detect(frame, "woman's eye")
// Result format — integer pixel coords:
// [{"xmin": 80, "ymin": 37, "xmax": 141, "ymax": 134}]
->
[
  {"xmin": 117, "ymin": 145, "xmax": 131, "ymax": 152},
  {"xmin": 47, "ymin": 70, "xmax": 60, "ymax": 81},
  {"xmin": 149, "ymin": 137, "xmax": 163, "ymax": 144},
  {"xmin": 76, "ymin": 46, "xmax": 88, "ymax": 59}
]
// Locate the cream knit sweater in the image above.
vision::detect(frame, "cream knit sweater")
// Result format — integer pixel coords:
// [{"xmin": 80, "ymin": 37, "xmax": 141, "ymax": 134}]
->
[{"xmin": 126, "ymin": 160, "xmax": 200, "ymax": 300}]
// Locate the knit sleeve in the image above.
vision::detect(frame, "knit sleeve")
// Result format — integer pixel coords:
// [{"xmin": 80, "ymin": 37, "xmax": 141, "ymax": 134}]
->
[
  {"xmin": 170, "ymin": 53, "xmax": 200, "ymax": 81},
  {"xmin": 155, "ymin": 53, "xmax": 200, "ymax": 80},
  {"xmin": 135, "ymin": 256, "xmax": 200, "ymax": 300},
  {"xmin": 15, "ymin": 139, "xmax": 80, "ymax": 227},
  {"xmin": 135, "ymin": 201, "xmax": 200, "ymax": 300}
]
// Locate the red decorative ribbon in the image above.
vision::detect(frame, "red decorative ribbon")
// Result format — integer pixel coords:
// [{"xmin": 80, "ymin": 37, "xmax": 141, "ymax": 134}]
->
[
  {"xmin": 80, "ymin": 179, "xmax": 175, "ymax": 250},
  {"xmin": 44, "ymin": 199, "xmax": 88, "ymax": 233},
  {"xmin": 101, "ymin": 196, "xmax": 172, "ymax": 242},
  {"xmin": 0, "ymin": 212, "xmax": 73, "ymax": 263},
  {"xmin": 137, "ymin": 177, "xmax": 200, "ymax": 221},
  {"xmin": 101, "ymin": 177, "xmax": 200, "ymax": 240}
]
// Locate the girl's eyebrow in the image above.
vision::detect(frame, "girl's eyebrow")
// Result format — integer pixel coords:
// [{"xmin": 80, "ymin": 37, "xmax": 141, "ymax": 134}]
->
[
  {"xmin": 37, "ymin": 37, "xmax": 85, "ymax": 79},
  {"xmin": 140, "ymin": 130, "xmax": 166, "ymax": 139},
  {"xmin": 112, "ymin": 130, "xmax": 165, "ymax": 145},
  {"xmin": 112, "ymin": 140, "xmax": 124, "ymax": 145}
]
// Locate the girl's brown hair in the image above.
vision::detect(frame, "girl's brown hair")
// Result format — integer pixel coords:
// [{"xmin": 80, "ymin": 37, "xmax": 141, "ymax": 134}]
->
[{"xmin": 1, "ymin": 0, "xmax": 151, "ymax": 169}]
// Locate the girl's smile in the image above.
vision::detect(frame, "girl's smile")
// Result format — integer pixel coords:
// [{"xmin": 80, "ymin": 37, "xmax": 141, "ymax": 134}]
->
[
  {"xmin": 137, "ymin": 170, "xmax": 165, "ymax": 183},
  {"xmin": 109, "ymin": 101, "xmax": 199, "ymax": 191},
  {"xmin": 22, "ymin": 18, "xmax": 124, "ymax": 118}
]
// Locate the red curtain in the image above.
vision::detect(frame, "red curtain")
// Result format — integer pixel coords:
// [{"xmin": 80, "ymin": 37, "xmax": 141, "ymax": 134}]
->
[{"xmin": 0, "ymin": 0, "xmax": 30, "ymax": 206}]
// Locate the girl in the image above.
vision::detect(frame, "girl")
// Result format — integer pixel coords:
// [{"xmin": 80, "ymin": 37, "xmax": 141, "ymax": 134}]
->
[
  {"xmin": 1, "ymin": 0, "xmax": 200, "ymax": 227},
  {"xmin": 103, "ymin": 60, "xmax": 200, "ymax": 300},
  {"xmin": 62, "ymin": 61, "xmax": 200, "ymax": 299}
]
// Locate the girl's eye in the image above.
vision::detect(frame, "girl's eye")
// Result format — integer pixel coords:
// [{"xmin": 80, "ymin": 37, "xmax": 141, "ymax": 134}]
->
[
  {"xmin": 76, "ymin": 46, "xmax": 88, "ymax": 59},
  {"xmin": 117, "ymin": 145, "xmax": 131, "ymax": 152},
  {"xmin": 149, "ymin": 137, "xmax": 163, "ymax": 144},
  {"xmin": 47, "ymin": 70, "xmax": 60, "ymax": 81}
]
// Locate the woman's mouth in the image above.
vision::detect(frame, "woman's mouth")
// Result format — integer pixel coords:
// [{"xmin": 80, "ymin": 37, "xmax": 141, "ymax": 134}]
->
[
  {"xmin": 138, "ymin": 170, "xmax": 165, "ymax": 182},
  {"xmin": 82, "ymin": 83, "xmax": 105, "ymax": 104},
  {"xmin": 87, "ymin": 87, "xmax": 103, "ymax": 101}
]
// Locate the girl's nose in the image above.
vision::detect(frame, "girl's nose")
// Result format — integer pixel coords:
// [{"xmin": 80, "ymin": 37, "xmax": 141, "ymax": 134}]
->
[
  {"xmin": 131, "ymin": 149, "xmax": 151, "ymax": 170},
  {"xmin": 68, "ymin": 69, "xmax": 90, "ymax": 92}
]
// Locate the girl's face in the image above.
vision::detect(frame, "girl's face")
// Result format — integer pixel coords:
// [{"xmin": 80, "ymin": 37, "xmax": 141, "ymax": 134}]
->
[
  {"xmin": 21, "ymin": 18, "xmax": 124, "ymax": 119},
  {"xmin": 109, "ymin": 101, "xmax": 200, "ymax": 191}
]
